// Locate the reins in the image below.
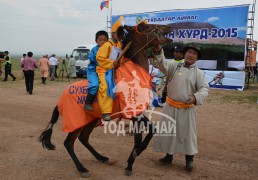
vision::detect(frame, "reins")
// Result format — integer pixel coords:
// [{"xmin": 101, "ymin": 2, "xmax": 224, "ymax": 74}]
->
[{"xmin": 129, "ymin": 25, "xmax": 161, "ymax": 60}]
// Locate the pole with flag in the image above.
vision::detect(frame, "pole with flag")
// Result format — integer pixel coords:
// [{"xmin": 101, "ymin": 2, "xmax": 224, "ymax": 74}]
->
[{"xmin": 100, "ymin": 0, "xmax": 112, "ymax": 37}]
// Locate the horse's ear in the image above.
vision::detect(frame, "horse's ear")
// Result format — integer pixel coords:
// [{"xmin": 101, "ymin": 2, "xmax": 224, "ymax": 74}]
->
[
  {"xmin": 117, "ymin": 26, "xmax": 126, "ymax": 40},
  {"xmin": 124, "ymin": 25, "xmax": 134, "ymax": 32}
]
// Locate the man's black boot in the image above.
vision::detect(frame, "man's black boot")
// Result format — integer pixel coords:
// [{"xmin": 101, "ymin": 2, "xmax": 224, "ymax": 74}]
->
[
  {"xmin": 185, "ymin": 155, "xmax": 194, "ymax": 171},
  {"xmin": 159, "ymin": 154, "xmax": 173, "ymax": 164}
]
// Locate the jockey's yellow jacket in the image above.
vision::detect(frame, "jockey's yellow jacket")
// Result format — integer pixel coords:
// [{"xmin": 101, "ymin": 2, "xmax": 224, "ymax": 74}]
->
[{"xmin": 96, "ymin": 39, "xmax": 122, "ymax": 114}]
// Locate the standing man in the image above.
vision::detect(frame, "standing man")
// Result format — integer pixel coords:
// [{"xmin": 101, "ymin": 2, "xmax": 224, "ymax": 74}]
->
[
  {"xmin": 153, "ymin": 44, "xmax": 209, "ymax": 171},
  {"xmin": 161, "ymin": 45, "xmax": 185, "ymax": 103},
  {"xmin": 67, "ymin": 55, "xmax": 77, "ymax": 79},
  {"xmin": 38, "ymin": 54, "xmax": 50, "ymax": 84},
  {"xmin": 0, "ymin": 52, "xmax": 4, "ymax": 77},
  {"xmin": 21, "ymin": 53, "xmax": 26, "ymax": 79},
  {"xmin": 21, "ymin": 52, "xmax": 38, "ymax": 95},
  {"xmin": 49, "ymin": 54, "xmax": 58, "ymax": 81},
  {"xmin": 3, "ymin": 51, "xmax": 16, "ymax": 81}
]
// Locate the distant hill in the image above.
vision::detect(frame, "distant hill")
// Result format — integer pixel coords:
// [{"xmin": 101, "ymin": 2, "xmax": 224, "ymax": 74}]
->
[{"xmin": 168, "ymin": 22, "xmax": 245, "ymax": 45}]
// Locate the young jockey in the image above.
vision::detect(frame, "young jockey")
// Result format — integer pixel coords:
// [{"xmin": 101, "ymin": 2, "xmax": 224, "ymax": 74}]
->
[
  {"xmin": 96, "ymin": 16, "xmax": 124, "ymax": 121},
  {"xmin": 84, "ymin": 30, "xmax": 109, "ymax": 111}
]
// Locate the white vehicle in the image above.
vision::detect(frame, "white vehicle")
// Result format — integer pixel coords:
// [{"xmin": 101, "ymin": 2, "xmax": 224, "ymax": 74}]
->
[{"xmin": 71, "ymin": 45, "xmax": 94, "ymax": 77}]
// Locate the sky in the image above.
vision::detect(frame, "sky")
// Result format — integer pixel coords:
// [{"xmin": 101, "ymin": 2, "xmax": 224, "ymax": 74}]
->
[{"xmin": 0, "ymin": 0, "xmax": 257, "ymax": 58}]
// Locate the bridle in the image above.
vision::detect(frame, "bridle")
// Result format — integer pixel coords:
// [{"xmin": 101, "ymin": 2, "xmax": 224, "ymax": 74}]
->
[{"xmin": 129, "ymin": 24, "xmax": 163, "ymax": 59}]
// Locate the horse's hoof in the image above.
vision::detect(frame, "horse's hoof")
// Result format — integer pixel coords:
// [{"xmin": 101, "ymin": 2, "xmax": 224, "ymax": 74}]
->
[
  {"xmin": 125, "ymin": 170, "xmax": 132, "ymax": 176},
  {"xmin": 81, "ymin": 172, "xmax": 90, "ymax": 178}
]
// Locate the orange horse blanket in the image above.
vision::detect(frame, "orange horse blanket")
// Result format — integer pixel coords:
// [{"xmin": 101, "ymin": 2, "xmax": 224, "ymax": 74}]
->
[{"xmin": 57, "ymin": 60, "xmax": 152, "ymax": 133}]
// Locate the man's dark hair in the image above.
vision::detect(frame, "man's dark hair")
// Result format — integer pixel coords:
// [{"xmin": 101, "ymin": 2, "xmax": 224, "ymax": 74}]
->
[
  {"xmin": 23, "ymin": 54, "xmax": 26, "ymax": 57},
  {"xmin": 95, "ymin": 30, "xmax": 108, "ymax": 41},
  {"xmin": 27, "ymin": 52, "xmax": 33, "ymax": 57}
]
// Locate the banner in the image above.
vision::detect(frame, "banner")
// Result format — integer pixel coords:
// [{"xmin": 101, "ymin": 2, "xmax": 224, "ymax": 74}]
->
[{"xmin": 112, "ymin": 5, "xmax": 249, "ymax": 90}]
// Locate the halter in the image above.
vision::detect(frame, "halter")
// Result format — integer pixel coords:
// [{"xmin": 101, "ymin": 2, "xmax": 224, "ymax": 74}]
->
[{"xmin": 129, "ymin": 24, "xmax": 163, "ymax": 59}]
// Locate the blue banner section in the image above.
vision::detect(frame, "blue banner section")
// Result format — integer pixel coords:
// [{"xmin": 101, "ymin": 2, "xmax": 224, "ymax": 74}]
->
[
  {"xmin": 113, "ymin": 5, "xmax": 249, "ymax": 91},
  {"xmin": 112, "ymin": 5, "xmax": 249, "ymax": 40}
]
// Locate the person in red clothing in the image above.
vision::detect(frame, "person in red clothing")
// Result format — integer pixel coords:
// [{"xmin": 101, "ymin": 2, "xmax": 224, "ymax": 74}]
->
[{"xmin": 21, "ymin": 52, "xmax": 38, "ymax": 95}]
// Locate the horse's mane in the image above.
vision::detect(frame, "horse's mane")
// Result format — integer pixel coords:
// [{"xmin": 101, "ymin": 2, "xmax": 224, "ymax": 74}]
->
[{"xmin": 117, "ymin": 26, "xmax": 133, "ymax": 59}]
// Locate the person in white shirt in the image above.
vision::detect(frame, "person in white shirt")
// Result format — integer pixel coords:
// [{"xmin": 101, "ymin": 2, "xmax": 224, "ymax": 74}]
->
[
  {"xmin": 21, "ymin": 54, "xmax": 26, "ymax": 78},
  {"xmin": 148, "ymin": 55, "xmax": 159, "ymax": 92},
  {"xmin": 48, "ymin": 54, "xmax": 58, "ymax": 81}
]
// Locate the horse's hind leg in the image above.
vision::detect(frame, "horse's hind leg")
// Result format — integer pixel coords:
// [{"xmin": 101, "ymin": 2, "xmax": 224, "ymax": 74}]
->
[
  {"xmin": 125, "ymin": 120, "xmax": 143, "ymax": 176},
  {"xmin": 78, "ymin": 119, "xmax": 109, "ymax": 162},
  {"xmin": 64, "ymin": 128, "xmax": 90, "ymax": 178}
]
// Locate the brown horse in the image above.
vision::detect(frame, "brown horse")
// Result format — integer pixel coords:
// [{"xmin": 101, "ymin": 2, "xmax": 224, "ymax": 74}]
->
[{"xmin": 38, "ymin": 23, "xmax": 172, "ymax": 178}]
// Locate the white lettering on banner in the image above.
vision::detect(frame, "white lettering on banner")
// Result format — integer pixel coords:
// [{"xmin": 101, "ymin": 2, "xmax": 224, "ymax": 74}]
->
[
  {"xmin": 177, "ymin": 28, "xmax": 238, "ymax": 39},
  {"xmin": 177, "ymin": 15, "xmax": 198, "ymax": 21},
  {"xmin": 103, "ymin": 119, "xmax": 176, "ymax": 137},
  {"xmin": 117, "ymin": 122, "xmax": 126, "ymax": 136}
]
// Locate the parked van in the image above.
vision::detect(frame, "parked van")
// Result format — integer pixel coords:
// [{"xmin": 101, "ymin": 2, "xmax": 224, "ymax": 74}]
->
[{"xmin": 71, "ymin": 45, "xmax": 94, "ymax": 77}]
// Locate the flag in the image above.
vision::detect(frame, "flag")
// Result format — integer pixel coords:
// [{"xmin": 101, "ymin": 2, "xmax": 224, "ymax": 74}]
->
[{"xmin": 100, "ymin": 1, "xmax": 109, "ymax": 10}]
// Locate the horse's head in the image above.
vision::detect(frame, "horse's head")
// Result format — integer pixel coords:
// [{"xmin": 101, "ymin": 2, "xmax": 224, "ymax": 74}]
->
[{"xmin": 117, "ymin": 23, "xmax": 172, "ymax": 71}]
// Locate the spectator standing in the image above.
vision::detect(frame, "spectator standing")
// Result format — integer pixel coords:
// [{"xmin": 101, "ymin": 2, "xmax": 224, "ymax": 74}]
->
[
  {"xmin": 38, "ymin": 54, "xmax": 50, "ymax": 84},
  {"xmin": 161, "ymin": 45, "xmax": 185, "ymax": 103},
  {"xmin": 3, "ymin": 51, "xmax": 16, "ymax": 81},
  {"xmin": 49, "ymin": 54, "xmax": 58, "ymax": 81},
  {"xmin": 0, "ymin": 52, "xmax": 4, "ymax": 77},
  {"xmin": 67, "ymin": 55, "xmax": 77, "ymax": 79},
  {"xmin": 21, "ymin": 52, "xmax": 38, "ymax": 95},
  {"xmin": 21, "ymin": 53, "xmax": 26, "ymax": 78}
]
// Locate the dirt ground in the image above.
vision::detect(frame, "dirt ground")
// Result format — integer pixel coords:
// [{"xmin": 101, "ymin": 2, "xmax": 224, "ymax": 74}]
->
[{"xmin": 0, "ymin": 77, "xmax": 258, "ymax": 180}]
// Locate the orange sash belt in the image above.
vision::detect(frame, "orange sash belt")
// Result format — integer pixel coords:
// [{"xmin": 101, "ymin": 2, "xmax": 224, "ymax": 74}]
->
[{"xmin": 166, "ymin": 97, "xmax": 194, "ymax": 109}]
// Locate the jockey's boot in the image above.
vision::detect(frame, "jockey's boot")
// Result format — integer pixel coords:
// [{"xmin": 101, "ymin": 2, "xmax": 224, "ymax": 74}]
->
[
  {"xmin": 84, "ymin": 93, "xmax": 95, "ymax": 111},
  {"xmin": 102, "ymin": 114, "xmax": 111, "ymax": 121},
  {"xmin": 185, "ymin": 155, "xmax": 194, "ymax": 171},
  {"xmin": 159, "ymin": 154, "xmax": 173, "ymax": 164},
  {"xmin": 41, "ymin": 77, "xmax": 44, "ymax": 84}
]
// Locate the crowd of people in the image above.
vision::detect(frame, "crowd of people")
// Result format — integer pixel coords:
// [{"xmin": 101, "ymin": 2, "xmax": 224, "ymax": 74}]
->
[{"xmin": 0, "ymin": 51, "xmax": 77, "ymax": 95}]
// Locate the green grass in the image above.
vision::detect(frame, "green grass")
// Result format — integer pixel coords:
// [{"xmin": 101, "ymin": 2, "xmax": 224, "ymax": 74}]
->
[{"xmin": 221, "ymin": 94, "xmax": 258, "ymax": 104}]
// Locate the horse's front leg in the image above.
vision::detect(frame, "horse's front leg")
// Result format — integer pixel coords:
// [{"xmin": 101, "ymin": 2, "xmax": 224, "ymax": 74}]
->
[
  {"xmin": 78, "ymin": 119, "xmax": 109, "ymax": 162},
  {"xmin": 125, "ymin": 115, "xmax": 156, "ymax": 176},
  {"xmin": 125, "ymin": 120, "xmax": 142, "ymax": 176},
  {"xmin": 135, "ymin": 115, "xmax": 156, "ymax": 156},
  {"xmin": 64, "ymin": 128, "xmax": 90, "ymax": 178}
]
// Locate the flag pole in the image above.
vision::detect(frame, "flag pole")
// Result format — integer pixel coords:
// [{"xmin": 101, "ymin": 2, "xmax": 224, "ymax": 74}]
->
[
  {"xmin": 106, "ymin": 5, "xmax": 109, "ymax": 33},
  {"xmin": 109, "ymin": 0, "xmax": 113, "ymax": 37}
]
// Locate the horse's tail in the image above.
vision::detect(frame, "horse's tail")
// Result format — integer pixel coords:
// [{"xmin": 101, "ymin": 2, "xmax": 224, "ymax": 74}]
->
[{"xmin": 38, "ymin": 105, "xmax": 59, "ymax": 150}]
